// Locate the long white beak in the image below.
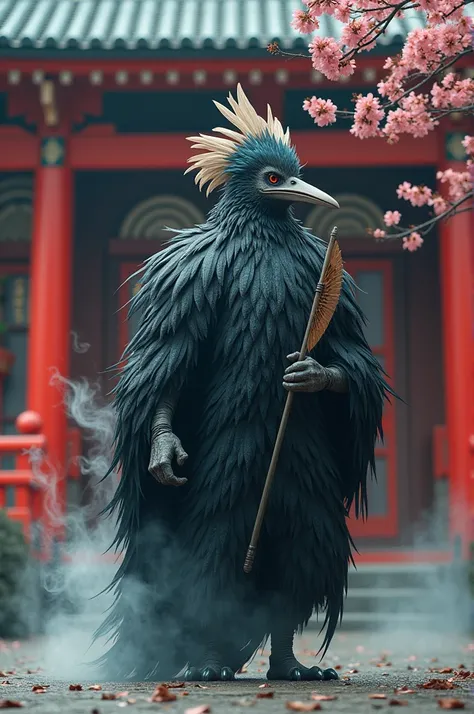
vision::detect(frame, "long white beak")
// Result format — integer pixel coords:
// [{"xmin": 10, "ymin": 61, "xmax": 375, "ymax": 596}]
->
[{"xmin": 262, "ymin": 176, "xmax": 339, "ymax": 209}]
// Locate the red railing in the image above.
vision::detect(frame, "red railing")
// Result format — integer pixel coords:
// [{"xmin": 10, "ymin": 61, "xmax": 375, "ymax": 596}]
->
[
  {"xmin": 0, "ymin": 415, "xmax": 123, "ymax": 566},
  {"xmin": 0, "ymin": 410, "xmax": 46, "ymax": 547}
]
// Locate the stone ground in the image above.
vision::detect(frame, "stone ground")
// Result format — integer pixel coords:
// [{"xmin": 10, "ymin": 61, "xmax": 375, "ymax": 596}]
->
[{"xmin": 0, "ymin": 629, "xmax": 473, "ymax": 713}]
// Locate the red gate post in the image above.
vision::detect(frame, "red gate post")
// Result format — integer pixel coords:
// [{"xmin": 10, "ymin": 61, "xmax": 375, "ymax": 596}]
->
[
  {"xmin": 439, "ymin": 131, "xmax": 474, "ymax": 559},
  {"xmin": 27, "ymin": 136, "xmax": 72, "ymax": 555}
]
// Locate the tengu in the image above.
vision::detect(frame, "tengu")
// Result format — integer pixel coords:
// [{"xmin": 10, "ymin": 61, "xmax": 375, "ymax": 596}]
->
[{"xmin": 97, "ymin": 85, "xmax": 391, "ymax": 682}]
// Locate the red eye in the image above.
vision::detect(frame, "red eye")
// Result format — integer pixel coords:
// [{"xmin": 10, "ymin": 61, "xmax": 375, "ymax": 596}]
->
[{"xmin": 268, "ymin": 174, "xmax": 280, "ymax": 184}]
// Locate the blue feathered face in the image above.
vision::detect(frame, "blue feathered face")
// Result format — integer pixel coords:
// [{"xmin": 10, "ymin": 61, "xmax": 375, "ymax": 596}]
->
[
  {"xmin": 222, "ymin": 132, "xmax": 339, "ymax": 214},
  {"xmin": 226, "ymin": 132, "xmax": 301, "ymax": 182}
]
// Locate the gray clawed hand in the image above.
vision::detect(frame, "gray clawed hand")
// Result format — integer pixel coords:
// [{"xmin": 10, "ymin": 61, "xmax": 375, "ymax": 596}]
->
[
  {"xmin": 283, "ymin": 352, "xmax": 329, "ymax": 393},
  {"xmin": 148, "ymin": 432, "xmax": 189, "ymax": 487}
]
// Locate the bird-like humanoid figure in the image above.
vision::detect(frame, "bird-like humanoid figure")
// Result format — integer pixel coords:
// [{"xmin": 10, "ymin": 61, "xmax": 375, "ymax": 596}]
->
[{"xmin": 97, "ymin": 85, "xmax": 392, "ymax": 683}]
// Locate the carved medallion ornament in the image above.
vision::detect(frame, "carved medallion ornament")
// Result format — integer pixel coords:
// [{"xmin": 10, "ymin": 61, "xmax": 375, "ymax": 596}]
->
[
  {"xmin": 40, "ymin": 136, "xmax": 65, "ymax": 167},
  {"xmin": 445, "ymin": 132, "xmax": 466, "ymax": 162}
]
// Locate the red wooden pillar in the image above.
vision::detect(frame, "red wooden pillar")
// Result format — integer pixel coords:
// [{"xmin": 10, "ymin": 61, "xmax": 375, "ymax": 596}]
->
[
  {"xmin": 27, "ymin": 136, "xmax": 72, "ymax": 548},
  {"xmin": 439, "ymin": 132, "xmax": 474, "ymax": 558}
]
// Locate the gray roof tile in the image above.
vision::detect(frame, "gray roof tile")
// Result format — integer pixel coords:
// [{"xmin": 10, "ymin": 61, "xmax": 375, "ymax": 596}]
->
[{"xmin": 0, "ymin": 0, "xmax": 428, "ymax": 52}]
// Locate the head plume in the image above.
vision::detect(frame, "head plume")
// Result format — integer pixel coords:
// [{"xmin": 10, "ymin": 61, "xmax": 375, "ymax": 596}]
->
[{"xmin": 185, "ymin": 83, "xmax": 291, "ymax": 196}]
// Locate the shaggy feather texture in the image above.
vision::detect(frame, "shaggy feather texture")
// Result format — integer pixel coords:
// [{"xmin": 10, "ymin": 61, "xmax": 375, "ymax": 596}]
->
[{"xmin": 96, "ymin": 131, "xmax": 391, "ymax": 681}]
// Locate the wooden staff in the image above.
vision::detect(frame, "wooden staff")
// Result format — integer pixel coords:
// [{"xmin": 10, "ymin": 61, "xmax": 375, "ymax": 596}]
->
[{"xmin": 244, "ymin": 227, "xmax": 342, "ymax": 574}]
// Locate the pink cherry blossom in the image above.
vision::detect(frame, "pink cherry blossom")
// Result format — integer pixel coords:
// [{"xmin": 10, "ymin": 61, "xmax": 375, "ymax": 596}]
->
[
  {"xmin": 309, "ymin": 37, "xmax": 345, "ymax": 80},
  {"xmin": 395, "ymin": 183, "xmax": 432, "ymax": 206},
  {"xmin": 291, "ymin": 10, "xmax": 318, "ymax": 33},
  {"xmin": 461, "ymin": 135, "xmax": 474, "ymax": 155},
  {"xmin": 341, "ymin": 18, "xmax": 376, "ymax": 49},
  {"xmin": 396, "ymin": 182, "xmax": 413, "ymax": 201},
  {"xmin": 384, "ymin": 210, "xmax": 401, "ymax": 226},
  {"xmin": 373, "ymin": 228, "xmax": 386, "ymax": 239},
  {"xmin": 437, "ymin": 168, "xmax": 472, "ymax": 201},
  {"xmin": 287, "ymin": 0, "xmax": 474, "ymax": 251},
  {"xmin": 431, "ymin": 75, "xmax": 474, "ymax": 108},
  {"xmin": 350, "ymin": 93, "xmax": 384, "ymax": 138},
  {"xmin": 333, "ymin": 0, "xmax": 352, "ymax": 23},
  {"xmin": 303, "ymin": 96, "xmax": 338, "ymax": 126},
  {"xmin": 303, "ymin": 0, "xmax": 337, "ymax": 18},
  {"xmin": 402, "ymin": 232, "xmax": 424, "ymax": 251},
  {"xmin": 428, "ymin": 195, "xmax": 448, "ymax": 215},
  {"xmin": 384, "ymin": 93, "xmax": 436, "ymax": 141}
]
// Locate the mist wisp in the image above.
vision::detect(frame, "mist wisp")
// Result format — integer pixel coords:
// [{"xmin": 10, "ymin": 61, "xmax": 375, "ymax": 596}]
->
[{"xmin": 27, "ymin": 372, "xmax": 122, "ymax": 680}]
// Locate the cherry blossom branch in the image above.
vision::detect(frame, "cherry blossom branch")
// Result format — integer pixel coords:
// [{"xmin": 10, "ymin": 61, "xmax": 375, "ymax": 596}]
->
[
  {"xmin": 375, "ymin": 191, "xmax": 473, "ymax": 247},
  {"xmin": 283, "ymin": 0, "xmax": 474, "ymax": 249}
]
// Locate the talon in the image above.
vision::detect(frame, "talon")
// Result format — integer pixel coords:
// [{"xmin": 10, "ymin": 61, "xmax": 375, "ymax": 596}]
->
[
  {"xmin": 184, "ymin": 666, "xmax": 202, "ymax": 681},
  {"xmin": 221, "ymin": 666, "xmax": 235, "ymax": 680},
  {"xmin": 322, "ymin": 667, "xmax": 338, "ymax": 680},
  {"xmin": 201, "ymin": 666, "xmax": 219, "ymax": 681},
  {"xmin": 267, "ymin": 662, "xmax": 325, "ymax": 681},
  {"xmin": 289, "ymin": 667, "xmax": 303, "ymax": 681}
]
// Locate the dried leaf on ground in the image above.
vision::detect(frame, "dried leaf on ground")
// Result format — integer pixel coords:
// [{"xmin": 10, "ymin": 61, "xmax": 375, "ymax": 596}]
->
[
  {"xmin": 437, "ymin": 699, "xmax": 465, "ymax": 710},
  {"xmin": 150, "ymin": 685, "xmax": 176, "ymax": 703},
  {"xmin": 194, "ymin": 684, "xmax": 208, "ymax": 689},
  {"xmin": 185, "ymin": 705, "xmax": 211, "ymax": 714},
  {"xmin": 389, "ymin": 699, "xmax": 409, "ymax": 706},
  {"xmin": 420, "ymin": 679, "xmax": 456, "ymax": 691},
  {"xmin": 0, "ymin": 702, "xmax": 23, "ymax": 709},
  {"xmin": 430, "ymin": 668, "xmax": 454, "ymax": 674},
  {"xmin": 286, "ymin": 701, "xmax": 322, "ymax": 711},
  {"xmin": 258, "ymin": 684, "xmax": 270, "ymax": 689},
  {"xmin": 450, "ymin": 671, "xmax": 472, "ymax": 681},
  {"xmin": 88, "ymin": 685, "xmax": 102, "ymax": 691},
  {"xmin": 348, "ymin": 669, "xmax": 359, "ymax": 674},
  {"xmin": 256, "ymin": 691, "xmax": 274, "ymax": 699},
  {"xmin": 394, "ymin": 687, "xmax": 416, "ymax": 695},
  {"xmin": 32, "ymin": 686, "xmax": 48, "ymax": 693},
  {"xmin": 69, "ymin": 684, "xmax": 83, "ymax": 691},
  {"xmin": 311, "ymin": 694, "xmax": 337, "ymax": 701},
  {"xmin": 334, "ymin": 665, "xmax": 342, "ymax": 670},
  {"xmin": 164, "ymin": 682, "xmax": 185, "ymax": 688},
  {"xmin": 369, "ymin": 694, "xmax": 387, "ymax": 700}
]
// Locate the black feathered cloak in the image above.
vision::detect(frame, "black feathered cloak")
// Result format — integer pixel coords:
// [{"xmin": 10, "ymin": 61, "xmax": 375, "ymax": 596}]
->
[{"xmin": 97, "ymin": 206, "xmax": 390, "ymax": 680}]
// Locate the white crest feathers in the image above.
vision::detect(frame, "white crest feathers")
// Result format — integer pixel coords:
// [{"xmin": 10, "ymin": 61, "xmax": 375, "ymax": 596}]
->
[{"xmin": 185, "ymin": 83, "xmax": 291, "ymax": 196}]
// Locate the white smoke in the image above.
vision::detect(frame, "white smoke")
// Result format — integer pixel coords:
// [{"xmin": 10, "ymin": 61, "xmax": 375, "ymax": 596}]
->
[
  {"xmin": 24, "ymin": 368, "xmax": 121, "ymax": 680},
  {"xmin": 70, "ymin": 331, "xmax": 91, "ymax": 355},
  {"xmin": 347, "ymin": 506, "xmax": 472, "ymax": 660}
]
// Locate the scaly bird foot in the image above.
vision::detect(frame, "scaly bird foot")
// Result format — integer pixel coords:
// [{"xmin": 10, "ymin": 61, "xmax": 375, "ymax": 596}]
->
[
  {"xmin": 267, "ymin": 660, "xmax": 338, "ymax": 682},
  {"xmin": 183, "ymin": 665, "xmax": 235, "ymax": 682}
]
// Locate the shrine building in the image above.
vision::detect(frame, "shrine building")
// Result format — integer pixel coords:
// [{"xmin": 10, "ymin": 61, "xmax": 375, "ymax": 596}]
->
[{"xmin": 0, "ymin": 0, "xmax": 472, "ymax": 601}]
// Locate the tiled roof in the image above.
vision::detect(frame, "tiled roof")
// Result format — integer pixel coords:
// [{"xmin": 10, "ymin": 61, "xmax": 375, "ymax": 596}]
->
[{"xmin": 0, "ymin": 0, "xmax": 426, "ymax": 52}]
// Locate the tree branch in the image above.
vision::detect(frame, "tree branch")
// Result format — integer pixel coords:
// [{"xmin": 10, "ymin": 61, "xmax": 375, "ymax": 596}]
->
[{"xmin": 379, "ymin": 191, "xmax": 473, "ymax": 241}]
